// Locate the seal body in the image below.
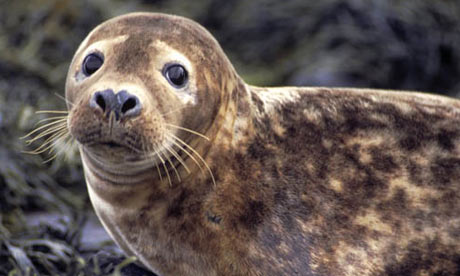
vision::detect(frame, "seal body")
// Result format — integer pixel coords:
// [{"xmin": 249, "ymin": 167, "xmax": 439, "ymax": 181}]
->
[{"xmin": 65, "ymin": 13, "xmax": 460, "ymax": 276}]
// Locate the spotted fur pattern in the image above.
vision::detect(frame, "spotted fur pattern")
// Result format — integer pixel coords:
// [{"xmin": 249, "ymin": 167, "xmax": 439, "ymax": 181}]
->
[{"xmin": 218, "ymin": 86, "xmax": 460, "ymax": 275}]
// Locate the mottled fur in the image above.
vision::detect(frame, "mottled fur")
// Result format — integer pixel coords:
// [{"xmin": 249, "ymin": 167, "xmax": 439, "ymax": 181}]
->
[{"xmin": 66, "ymin": 13, "xmax": 460, "ymax": 276}]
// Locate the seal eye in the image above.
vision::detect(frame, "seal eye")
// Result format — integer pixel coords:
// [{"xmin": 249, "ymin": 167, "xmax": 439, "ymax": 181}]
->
[
  {"xmin": 164, "ymin": 64, "xmax": 188, "ymax": 88},
  {"xmin": 82, "ymin": 53, "xmax": 103, "ymax": 76}
]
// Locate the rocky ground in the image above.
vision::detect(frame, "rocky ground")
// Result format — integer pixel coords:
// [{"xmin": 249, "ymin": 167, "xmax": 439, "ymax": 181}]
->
[{"xmin": 1, "ymin": 0, "xmax": 460, "ymax": 275}]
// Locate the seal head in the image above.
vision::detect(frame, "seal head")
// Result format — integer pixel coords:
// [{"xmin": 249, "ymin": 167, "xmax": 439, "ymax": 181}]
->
[{"xmin": 66, "ymin": 12, "xmax": 240, "ymax": 177}]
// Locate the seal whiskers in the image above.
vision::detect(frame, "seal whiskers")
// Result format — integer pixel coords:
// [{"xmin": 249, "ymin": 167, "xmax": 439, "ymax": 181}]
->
[
  {"xmin": 26, "ymin": 128, "xmax": 68, "ymax": 155},
  {"xmin": 22, "ymin": 111, "xmax": 72, "ymax": 163},
  {"xmin": 160, "ymin": 148, "xmax": 181, "ymax": 182},
  {"xmin": 161, "ymin": 105, "xmax": 188, "ymax": 117},
  {"xmin": 22, "ymin": 117, "xmax": 68, "ymax": 142},
  {"xmin": 53, "ymin": 92, "xmax": 74, "ymax": 108},
  {"xmin": 153, "ymin": 148, "xmax": 172, "ymax": 187},
  {"xmin": 164, "ymin": 143, "xmax": 191, "ymax": 174},
  {"xmin": 166, "ymin": 133, "xmax": 216, "ymax": 186},
  {"xmin": 42, "ymin": 134, "xmax": 74, "ymax": 163},
  {"xmin": 33, "ymin": 115, "xmax": 68, "ymax": 126},
  {"xmin": 165, "ymin": 123, "xmax": 211, "ymax": 141},
  {"xmin": 142, "ymin": 139, "xmax": 200, "ymax": 186},
  {"xmin": 142, "ymin": 139, "xmax": 164, "ymax": 184},
  {"xmin": 26, "ymin": 123, "xmax": 68, "ymax": 145},
  {"xmin": 165, "ymin": 135, "xmax": 207, "ymax": 178},
  {"xmin": 36, "ymin": 110, "xmax": 69, "ymax": 114}
]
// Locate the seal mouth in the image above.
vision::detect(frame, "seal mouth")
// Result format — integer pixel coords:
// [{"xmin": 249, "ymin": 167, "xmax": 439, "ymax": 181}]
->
[
  {"xmin": 99, "ymin": 141, "xmax": 124, "ymax": 148},
  {"xmin": 82, "ymin": 138, "xmax": 142, "ymax": 153},
  {"xmin": 91, "ymin": 140, "xmax": 140, "ymax": 152}
]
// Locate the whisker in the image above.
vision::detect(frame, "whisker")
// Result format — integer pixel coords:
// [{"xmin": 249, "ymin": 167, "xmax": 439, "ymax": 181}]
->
[
  {"xmin": 140, "ymin": 139, "xmax": 164, "ymax": 184},
  {"xmin": 141, "ymin": 139, "xmax": 163, "ymax": 183},
  {"xmin": 155, "ymin": 148, "xmax": 172, "ymax": 187},
  {"xmin": 42, "ymin": 141, "xmax": 66, "ymax": 163},
  {"xmin": 26, "ymin": 119, "xmax": 66, "ymax": 136},
  {"xmin": 164, "ymin": 143, "xmax": 191, "ymax": 174},
  {"xmin": 36, "ymin": 110, "xmax": 68, "ymax": 114},
  {"xmin": 25, "ymin": 126, "xmax": 67, "ymax": 149},
  {"xmin": 21, "ymin": 118, "xmax": 67, "ymax": 139},
  {"xmin": 34, "ymin": 116, "xmax": 67, "ymax": 126},
  {"xmin": 167, "ymin": 133, "xmax": 216, "ymax": 186},
  {"xmin": 54, "ymin": 93, "xmax": 74, "ymax": 107},
  {"xmin": 161, "ymin": 105, "xmax": 187, "ymax": 117},
  {"xmin": 43, "ymin": 135, "xmax": 72, "ymax": 163},
  {"xmin": 60, "ymin": 136, "xmax": 75, "ymax": 162},
  {"xmin": 25, "ymin": 123, "xmax": 67, "ymax": 144},
  {"xmin": 160, "ymin": 149, "xmax": 181, "ymax": 182},
  {"xmin": 155, "ymin": 161, "xmax": 164, "ymax": 183},
  {"xmin": 22, "ymin": 110, "xmax": 72, "ymax": 161},
  {"xmin": 24, "ymin": 131, "xmax": 69, "ymax": 155},
  {"xmin": 27, "ymin": 128, "xmax": 68, "ymax": 152},
  {"xmin": 154, "ymin": 156, "xmax": 165, "ymax": 183},
  {"xmin": 167, "ymin": 137, "xmax": 205, "ymax": 176},
  {"xmin": 164, "ymin": 124, "xmax": 210, "ymax": 141},
  {"xmin": 25, "ymin": 133, "xmax": 68, "ymax": 156}
]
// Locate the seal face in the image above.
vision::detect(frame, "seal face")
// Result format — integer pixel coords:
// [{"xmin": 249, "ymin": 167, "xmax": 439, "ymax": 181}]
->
[{"xmin": 65, "ymin": 12, "xmax": 460, "ymax": 276}]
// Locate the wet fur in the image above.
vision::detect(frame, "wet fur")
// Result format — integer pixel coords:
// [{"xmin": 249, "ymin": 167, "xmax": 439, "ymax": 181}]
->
[{"xmin": 66, "ymin": 13, "xmax": 460, "ymax": 276}]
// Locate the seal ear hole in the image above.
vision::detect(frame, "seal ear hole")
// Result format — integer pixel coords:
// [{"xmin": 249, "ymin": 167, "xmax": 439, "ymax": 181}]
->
[
  {"xmin": 82, "ymin": 52, "xmax": 104, "ymax": 76},
  {"xmin": 163, "ymin": 64, "xmax": 188, "ymax": 88}
]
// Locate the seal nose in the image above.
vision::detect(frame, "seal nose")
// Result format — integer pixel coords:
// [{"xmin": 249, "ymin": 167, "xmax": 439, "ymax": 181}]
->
[{"xmin": 90, "ymin": 89, "xmax": 142, "ymax": 120}]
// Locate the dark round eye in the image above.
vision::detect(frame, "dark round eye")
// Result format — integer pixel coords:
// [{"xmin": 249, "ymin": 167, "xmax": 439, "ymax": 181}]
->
[
  {"xmin": 82, "ymin": 53, "xmax": 103, "ymax": 76},
  {"xmin": 164, "ymin": 64, "xmax": 188, "ymax": 88}
]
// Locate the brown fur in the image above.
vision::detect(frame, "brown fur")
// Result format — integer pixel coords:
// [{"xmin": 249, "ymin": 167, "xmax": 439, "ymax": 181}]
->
[{"xmin": 65, "ymin": 12, "xmax": 460, "ymax": 276}]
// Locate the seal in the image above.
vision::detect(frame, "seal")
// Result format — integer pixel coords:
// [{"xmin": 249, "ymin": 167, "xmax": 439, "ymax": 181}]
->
[{"xmin": 61, "ymin": 12, "xmax": 460, "ymax": 275}]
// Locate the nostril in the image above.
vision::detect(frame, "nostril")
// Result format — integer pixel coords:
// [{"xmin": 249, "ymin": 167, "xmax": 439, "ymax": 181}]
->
[
  {"xmin": 116, "ymin": 90, "xmax": 141, "ymax": 118},
  {"xmin": 121, "ymin": 97, "xmax": 137, "ymax": 114},
  {"xmin": 90, "ymin": 89, "xmax": 115, "ymax": 114},
  {"xmin": 96, "ymin": 93, "xmax": 106, "ymax": 112}
]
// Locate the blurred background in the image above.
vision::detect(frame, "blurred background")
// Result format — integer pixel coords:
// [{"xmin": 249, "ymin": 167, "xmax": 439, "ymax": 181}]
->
[{"xmin": 1, "ymin": 0, "xmax": 460, "ymax": 275}]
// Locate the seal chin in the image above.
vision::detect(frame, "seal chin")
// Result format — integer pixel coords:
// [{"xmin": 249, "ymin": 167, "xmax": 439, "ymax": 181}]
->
[{"xmin": 80, "ymin": 143, "xmax": 160, "ymax": 181}]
